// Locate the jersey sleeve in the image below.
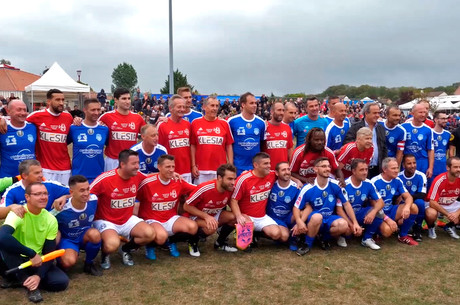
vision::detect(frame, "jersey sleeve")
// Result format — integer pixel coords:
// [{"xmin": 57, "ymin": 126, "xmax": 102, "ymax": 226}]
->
[
  {"xmin": 427, "ymin": 129, "xmax": 434, "ymax": 150},
  {"xmin": 157, "ymin": 122, "xmax": 168, "ymax": 148},
  {"xmin": 180, "ymin": 181, "xmax": 196, "ymax": 196},
  {"xmin": 335, "ymin": 183, "xmax": 349, "ymax": 203},
  {"xmin": 396, "ymin": 177, "xmax": 408, "ymax": 194},
  {"xmin": 368, "ymin": 182, "xmax": 381, "ymax": 201},
  {"xmin": 185, "ymin": 186, "xmax": 203, "ymax": 206},
  {"xmin": 4, "ymin": 211, "xmax": 23, "ymax": 229},
  {"xmin": 327, "ymin": 149, "xmax": 339, "ymax": 171},
  {"xmin": 232, "ymin": 177, "xmax": 246, "ymax": 201},
  {"xmin": 190, "ymin": 121, "xmax": 198, "ymax": 145},
  {"xmin": 397, "ymin": 127, "xmax": 406, "ymax": 151},
  {"xmin": 419, "ymin": 173, "xmax": 428, "ymax": 193},
  {"xmin": 294, "ymin": 185, "xmax": 310, "ymax": 210},
  {"xmin": 224, "ymin": 121, "xmax": 234, "ymax": 145},
  {"xmin": 286, "ymin": 128, "xmax": 293, "ymax": 149}
]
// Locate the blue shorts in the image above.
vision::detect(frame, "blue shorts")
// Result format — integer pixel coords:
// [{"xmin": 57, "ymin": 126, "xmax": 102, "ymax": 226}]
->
[
  {"xmin": 416, "ymin": 158, "xmax": 428, "ymax": 174},
  {"xmin": 384, "ymin": 205, "xmax": 399, "ymax": 221},
  {"xmin": 307, "ymin": 212, "xmax": 342, "ymax": 233},
  {"xmin": 271, "ymin": 213, "xmax": 293, "ymax": 228},
  {"xmin": 58, "ymin": 229, "xmax": 89, "ymax": 252},
  {"xmin": 354, "ymin": 207, "xmax": 373, "ymax": 225}
]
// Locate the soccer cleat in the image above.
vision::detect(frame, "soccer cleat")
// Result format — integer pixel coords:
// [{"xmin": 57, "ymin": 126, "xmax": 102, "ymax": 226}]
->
[
  {"xmin": 319, "ymin": 238, "xmax": 331, "ymax": 251},
  {"xmin": 119, "ymin": 248, "xmax": 134, "ymax": 266},
  {"xmin": 296, "ymin": 246, "xmax": 311, "ymax": 256},
  {"xmin": 100, "ymin": 254, "xmax": 111, "ymax": 270},
  {"xmin": 188, "ymin": 242, "xmax": 201, "ymax": 257},
  {"xmin": 444, "ymin": 226, "xmax": 460, "ymax": 239},
  {"xmin": 145, "ymin": 246, "xmax": 157, "ymax": 260},
  {"xmin": 168, "ymin": 242, "xmax": 180, "ymax": 257},
  {"xmin": 361, "ymin": 238, "xmax": 381, "ymax": 250},
  {"xmin": 337, "ymin": 236, "xmax": 348, "ymax": 248},
  {"xmin": 1, "ymin": 278, "xmax": 22, "ymax": 289},
  {"xmin": 427, "ymin": 227, "xmax": 437, "ymax": 239},
  {"xmin": 27, "ymin": 289, "xmax": 43, "ymax": 303},
  {"xmin": 84, "ymin": 261, "xmax": 103, "ymax": 276},
  {"xmin": 289, "ymin": 241, "xmax": 298, "ymax": 251},
  {"xmin": 214, "ymin": 241, "xmax": 238, "ymax": 253},
  {"xmin": 412, "ymin": 226, "xmax": 422, "ymax": 242},
  {"xmin": 398, "ymin": 235, "xmax": 419, "ymax": 246}
]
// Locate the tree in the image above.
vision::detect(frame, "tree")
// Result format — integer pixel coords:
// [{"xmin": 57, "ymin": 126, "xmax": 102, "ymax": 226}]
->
[
  {"xmin": 111, "ymin": 62, "xmax": 138, "ymax": 93},
  {"xmin": 0, "ymin": 59, "xmax": 11, "ymax": 65},
  {"xmin": 160, "ymin": 69, "xmax": 195, "ymax": 94}
]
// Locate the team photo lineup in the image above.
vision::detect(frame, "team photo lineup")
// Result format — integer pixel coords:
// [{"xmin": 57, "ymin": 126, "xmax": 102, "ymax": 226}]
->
[{"xmin": 1, "ymin": 87, "xmax": 460, "ymax": 303}]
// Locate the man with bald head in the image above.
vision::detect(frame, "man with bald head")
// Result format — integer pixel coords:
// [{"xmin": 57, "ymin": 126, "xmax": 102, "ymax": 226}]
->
[
  {"xmin": 401, "ymin": 103, "xmax": 434, "ymax": 178},
  {"xmin": 325, "ymin": 102, "xmax": 350, "ymax": 155},
  {"xmin": 0, "ymin": 100, "xmax": 36, "ymax": 178},
  {"xmin": 282, "ymin": 102, "xmax": 298, "ymax": 135},
  {"xmin": 325, "ymin": 96, "xmax": 350, "ymax": 128}
]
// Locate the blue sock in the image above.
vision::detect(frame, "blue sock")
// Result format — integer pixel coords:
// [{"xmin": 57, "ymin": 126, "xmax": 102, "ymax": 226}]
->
[
  {"xmin": 414, "ymin": 199, "xmax": 425, "ymax": 226},
  {"xmin": 363, "ymin": 218, "xmax": 383, "ymax": 240},
  {"xmin": 400, "ymin": 214, "xmax": 417, "ymax": 237},
  {"xmin": 85, "ymin": 241, "xmax": 101, "ymax": 263},
  {"xmin": 304, "ymin": 235, "xmax": 315, "ymax": 248}
]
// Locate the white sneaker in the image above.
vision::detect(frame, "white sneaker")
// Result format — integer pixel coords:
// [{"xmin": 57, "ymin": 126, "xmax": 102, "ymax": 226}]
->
[
  {"xmin": 444, "ymin": 227, "xmax": 460, "ymax": 239},
  {"xmin": 337, "ymin": 236, "xmax": 347, "ymax": 248},
  {"xmin": 214, "ymin": 242, "xmax": 238, "ymax": 253},
  {"xmin": 361, "ymin": 238, "xmax": 381, "ymax": 250},
  {"xmin": 427, "ymin": 227, "xmax": 437, "ymax": 239},
  {"xmin": 100, "ymin": 254, "xmax": 111, "ymax": 270},
  {"xmin": 119, "ymin": 248, "xmax": 134, "ymax": 266},
  {"xmin": 188, "ymin": 243, "xmax": 201, "ymax": 257}
]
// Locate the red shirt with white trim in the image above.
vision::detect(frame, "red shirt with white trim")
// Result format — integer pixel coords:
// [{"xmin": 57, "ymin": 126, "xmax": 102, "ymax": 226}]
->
[
  {"xmin": 99, "ymin": 110, "xmax": 146, "ymax": 159},
  {"xmin": 427, "ymin": 172, "xmax": 460, "ymax": 206},
  {"xmin": 190, "ymin": 117, "xmax": 234, "ymax": 172},
  {"xmin": 232, "ymin": 171, "xmax": 276, "ymax": 217},
  {"xmin": 185, "ymin": 179, "xmax": 232, "ymax": 216},
  {"xmin": 263, "ymin": 122, "xmax": 293, "ymax": 170},
  {"xmin": 90, "ymin": 169, "xmax": 147, "ymax": 225},
  {"xmin": 26, "ymin": 109, "xmax": 73, "ymax": 170},
  {"xmin": 337, "ymin": 142, "xmax": 374, "ymax": 178},
  {"xmin": 157, "ymin": 119, "xmax": 191, "ymax": 175},
  {"xmin": 137, "ymin": 174, "xmax": 196, "ymax": 222},
  {"xmin": 289, "ymin": 146, "xmax": 338, "ymax": 180}
]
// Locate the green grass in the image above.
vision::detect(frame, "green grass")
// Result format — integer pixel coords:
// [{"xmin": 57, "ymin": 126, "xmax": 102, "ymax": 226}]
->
[{"xmin": 1, "ymin": 231, "xmax": 459, "ymax": 305}]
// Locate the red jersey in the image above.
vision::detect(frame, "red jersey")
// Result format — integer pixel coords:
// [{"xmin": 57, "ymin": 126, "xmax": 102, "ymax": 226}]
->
[
  {"xmin": 337, "ymin": 142, "xmax": 374, "ymax": 178},
  {"xmin": 157, "ymin": 119, "xmax": 191, "ymax": 175},
  {"xmin": 290, "ymin": 145, "xmax": 338, "ymax": 180},
  {"xmin": 427, "ymin": 173, "xmax": 460, "ymax": 206},
  {"xmin": 232, "ymin": 171, "xmax": 276, "ymax": 217},
  {"xmin": 263, "ymin": 122, "xmax": 293, "ymax": 170},
  {"xmin": 90, "ymin": 169, "xmax": 147, "ymax": 225},
  {"xmin": 99, "ymin": 110, "xmax": 146, "ymax": 159},
  {"xmin": 185, "ymin": 179, "xmax": 232, "ymax": 216},
  {"xmin": 137, "ymin": 174, "xmax": 195, "ymax": 222},
  {"xmin": 27, "ymin": 109, "xmax": 73, "ymax": 170},
  {"xmin": 190, "ymin": 117, "xmax": 234, "ymax": 172}
]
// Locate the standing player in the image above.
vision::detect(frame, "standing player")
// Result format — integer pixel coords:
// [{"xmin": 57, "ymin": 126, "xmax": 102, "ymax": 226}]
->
[
  {"xmin": 68, "ymin": 98, "xmax": 109, "ymax": 183},
  {"xmin": 293, "ymin": 97, "xmax": 328, "ymax": 146},
  {"xmin": 158, "ymin": 95, "xmax": 193, "ymax": 182},
  {"xmin": 26, "ymin": 89, "xmax": 73, "ymax": 184},
  {"xmin": 337, "ymin": 127, "xmax": 374, "ymax": 179},
  {"xmin": 430, "ymin": 110, "xmax": 450, "ymax": 187},
  {"xmin": 282, "ymin": 102, "xmax": 298, "ymax": 135},
  {"xmin": 293, "ymin": 157, "xmax": 361, "ymax": 255},
  {"xmin": 0, "ymin": 100, "xmax": 36, "ymax": 178},
  {"xmin": 402, "ymin": 103, "xmax": 434, "ymax": 179},
  {"xmin": 425, "ymin": 157, "xmax": 460, "ymax": 239},
  {"xmin": 137, "ymin": 154, "xmax": 197, "ymax": 258},
  {"xmin": 379, "ymin": 105, "xmax": 406, "ymax": 167},
  {"xmin": 398, "ymin": 154, "xmax": 427, "ymax": 241},
  {"xmin": 324, "ymin": 102, "xmax": 349, "ymax": 154},
  {"xmin": 99, "ymin": 88, "xmax": 146, "ymax": 171},
  {"xmin": 324, "ymin": 96, "xmax": 351, "ymax": 127},
  {"xmin": 184, "ymin": 164, "xmax": 238, "ymax": 254},
  {"xmin": 371, "ymin": 157, "xmax": 419, "ymax": 245},
  {"xmin": 263, "ymin": 102, "xmax": 294, "ymax": 170},
  {"xmin": 131, "ymin": 124, "xmax": 167, "ymax": 174},
  {"xmin": 228, "ymin": 92, "xmax": 265, "ymax": 176},
  {"xmin": 55, "ymin": 175, "xmax": 102, "ymax": 276},
  {"xmin": 90, "ymin": 150, "xmax": 155, "ymax": 269},
  {"xmin": 173, "ymin": 87, "xmax": 203, "ymax": 123},
  {"xmin": 190, "ymin": 96, "xmax": 234, "ymax": 184}
]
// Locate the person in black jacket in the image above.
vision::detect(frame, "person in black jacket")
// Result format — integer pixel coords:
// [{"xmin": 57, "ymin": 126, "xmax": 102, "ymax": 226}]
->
[{"xmin": 344, "ymin": 102, "xmax": 387, "ymax": 178}]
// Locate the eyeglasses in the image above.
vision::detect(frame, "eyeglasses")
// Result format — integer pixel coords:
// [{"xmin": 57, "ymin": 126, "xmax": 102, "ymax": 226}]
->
[{"xmin": 30, "ymin": 192, "xmax": 49, "ymax": 197}]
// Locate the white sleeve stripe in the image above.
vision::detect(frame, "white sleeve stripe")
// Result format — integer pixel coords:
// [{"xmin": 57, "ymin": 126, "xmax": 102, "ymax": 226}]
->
[{"xmin": 186, "ymin": 184, "xmax": 214, "ymax": 204}]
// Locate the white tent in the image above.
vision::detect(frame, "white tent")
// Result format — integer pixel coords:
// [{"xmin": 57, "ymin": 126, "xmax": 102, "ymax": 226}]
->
[
  {"xmin": 360, "ymin": 97, "xmax": 374, "ymax": 102},
  {"xmin": 25, "ymin": 62, "xmax": 90, "ymax": 104},
  {"xmin": 399, "ymin": 98, "xmax": 419, "ymax": 110},
  {"xmin": 437, "ymin": 101, "xmax": 456, "ymax": 110}
]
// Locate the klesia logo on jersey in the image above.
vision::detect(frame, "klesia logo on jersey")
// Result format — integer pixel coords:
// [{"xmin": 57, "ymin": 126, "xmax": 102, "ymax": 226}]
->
[
  {"xmin": 250, "ymin": 190, "xmax": 270, "ymax": 203},
  {"xmin": 111, "ymin": 197, "xmax": 135, "ymax": 208},
  {"xmin": 152, "ymin": 201, "xmax": 176, "ymax": 211}
]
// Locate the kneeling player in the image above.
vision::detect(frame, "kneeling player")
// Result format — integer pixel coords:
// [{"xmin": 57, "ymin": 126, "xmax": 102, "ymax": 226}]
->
[
  {"xmin": 293, "ymin": 157, "xmax": 361, "ymax": 255},
  {"xmin": 55, "ymin": 175, "xmax": 102, "ymax": 276},
  {"xmin": 137, "ymin": 154, "xmax": 198, "ymax": 258},
  {"xmin": 184, "ymin": 164, "xmax": 238, "ymax": 254}
]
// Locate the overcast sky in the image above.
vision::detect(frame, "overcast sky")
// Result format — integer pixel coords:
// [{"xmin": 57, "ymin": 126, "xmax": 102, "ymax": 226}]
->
[{"xmin": 2, "ymin": 0, "xmax": 459, "ymax": 96}]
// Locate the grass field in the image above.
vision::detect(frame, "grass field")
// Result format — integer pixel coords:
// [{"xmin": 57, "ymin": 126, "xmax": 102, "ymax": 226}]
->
[{"xmin": 1, "ymin": 230, "xmax": 459, "ymax": 305}]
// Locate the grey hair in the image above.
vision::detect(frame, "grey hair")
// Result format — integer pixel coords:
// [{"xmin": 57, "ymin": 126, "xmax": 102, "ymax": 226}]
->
[
  {"xmin": 19, "ymin": 159, "xmax": 41, "ymax": 175},
  {"xmin": 361, "ymin": 102, "xmax": 379, "ymax": 116},
  {"xmin": 356, "ymin": 127, "xmax": 373, "ymax": 138},
  {"xmin": 168, "ymin": 94, "xmax": 185, "ymax": 109},
  {"xmin": 381, "ymin": 157, "xmax": 397, "ymax": 171},
  {"xmin": 203, "ymin": 95, "xmax": 218, "ymax": 108}
]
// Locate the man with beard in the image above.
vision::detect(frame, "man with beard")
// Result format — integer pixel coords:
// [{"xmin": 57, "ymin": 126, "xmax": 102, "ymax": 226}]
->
[
  {"xmin": 430, "ymin": 110, "xmax": 450, "ymax": 187},
  {"xmin": 379, "ymin": 105, "xmax": 406, "ymax": 167}
]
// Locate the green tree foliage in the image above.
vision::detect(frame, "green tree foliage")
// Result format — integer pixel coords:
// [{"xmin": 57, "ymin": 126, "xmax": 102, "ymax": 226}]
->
[
  {"xmin": 0, "ymin": 59, "xmax": 11, "ymax": 65},
  {"xmin": 160, "ymin": 69, "xmax": 195, "ymax": 94},
  {"xmin": 111, "ymin": 62, "xmax": 138, "ymax": 93}
]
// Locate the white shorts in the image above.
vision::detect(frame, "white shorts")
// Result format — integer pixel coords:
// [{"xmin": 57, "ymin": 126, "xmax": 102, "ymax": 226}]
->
[
  {"xmin": 145, "ymin": 215, "xmax": 181, "ymax": 236},
  {"xmin": 193, "ymin": 172, "xmax": 217, "ymax": 185},
  {"xmin": 93, "ymin": 215, "xmax": 143, "ymax": 239},
  {"xmin": 181, "ymin": 173, "xmax": 192, "ymax": 184},
  {"xmin": 190, "ymin": 209, "xmax": 222, "ymax": 222},
  {"xmin": 249, "ymin": 215, "xmax": 277, "ymax": 232},
  {"xmin": 42, "ymin": 169, "xmax": 71, "ymax": 186},
  {"xmin": 440, "ymin": 201, "xmax": 460, "ymax": 214},
  {"xmin": 104, "ymin": 157, "xmax": 119, "ymax": 171}
]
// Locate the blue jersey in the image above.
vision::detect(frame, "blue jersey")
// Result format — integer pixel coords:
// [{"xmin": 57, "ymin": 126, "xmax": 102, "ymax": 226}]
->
[
  {"xmin": 294, "ymin": 179, "xmax": 348, "ymax": 218},
  {"xmin": 228, "ymin": 114, "xmax": 266, "ymax": 173},
  {"xmin": 167, "ymin": 109, "xmax": 202, "ymax": 123},
  {"xmin": 325, "ymin": 121, "xmax": 350, "ymax": 151},
  {"xmin": 432, "ymin": 129, "xmax": 451, "ymax": 176},
  {"xmin": 131, "ymin": 142, "xmax": 168, "ymax": 174},
  {"xmin": 293, "ymin": 116, "xmax": 328, "ymax": 146},
  {"xmin": 380, "ymin": 121, "xmax": 406, "ymax": 158},
  {"xmin": 401, "ymin": 122, "xmax": 434, "ymax": 159},
  {"xmin": 0, "ymin": 121, "xmax": 36, "ymax": 178},
  {"xmin": 54, "ymin": 195, "xmax": 98, "ymax": 241},
  {"xmin": 371, "ymin": 174, "xmax": 407, "ymax": 213},
  {"xmin": 398, "ymin": 170, "xmax": 427, "ymax": 195},
  {"xmin": 1, "ymin": 180, "xmax": 69, "ymax": 211},
  {"xmin": 344, "ymin": 178, "xmax": 380, "ymax": 213},
  {"xmin": 325, "ymin": 116, "xmax": 350, "ymax": 128},
  {"xmin": 266, "ymin": 180, "xmax": 299, "ymax": 221},
  {"xmin": 68, "ymin": 123, "xmax": 109, "ymax": 182}
]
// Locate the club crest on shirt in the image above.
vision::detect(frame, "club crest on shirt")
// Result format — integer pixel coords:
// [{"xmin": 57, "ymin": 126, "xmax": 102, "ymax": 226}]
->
[
  {"xmin": 28, "ymin": 134, "xmax": 34, "ymax": 142},
  {"xmin": 246, "ymin": 123, "xmax": 252, "ymax": 129},
  {"xmin": 88, "ymin": 128, "xmax": 94, "ymax": 135},
  {"xmin": 322, "ymin": 191, "xmax": 327, "ymax": 198},
  {"xmin": 254, "ymin": 128, "xmax": 260, "ymax": 135},
  {"xmin": 278, "ymin": 190, "xmax": 284, "ymax": 197},
  {"xmin": 96, "ymin": 134, "xmax": 102, "ymax": 141},
  {"xmin": 16, "ymin": 130, "xmax": 24, "ymax": 137}
]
